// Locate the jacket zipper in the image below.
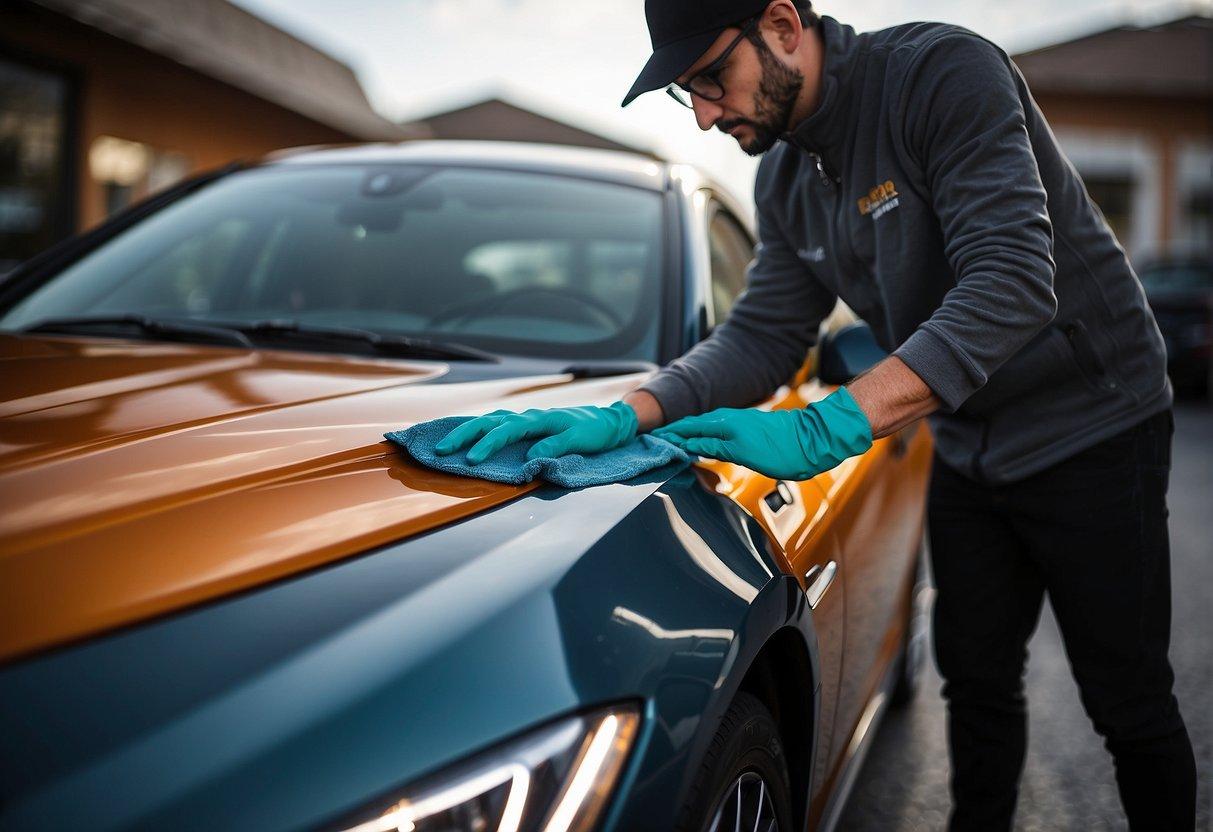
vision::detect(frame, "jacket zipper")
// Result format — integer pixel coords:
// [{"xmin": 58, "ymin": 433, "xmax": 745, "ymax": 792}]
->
[
  {"xmin": 808, "ymin": 150, "xmax": 841, "ymax": 189},
  {"xmin": 785, "ymin": 135, "xmax": 841, "ymax": 188},
  {"xmin": 795, "ymin": 142, "xmax": 868, "ymax": 278}
]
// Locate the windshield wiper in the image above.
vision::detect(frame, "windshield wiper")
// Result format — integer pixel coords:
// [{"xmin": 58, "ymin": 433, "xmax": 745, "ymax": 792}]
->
[
  {"xmin": 233, "ymin": 319, "xmax": 499, "ymax": 362},
  {"xmin": 23, "ymin": 314, "xmax": 253, "ymax": 348},
  {"xmin": 562, "ymin": 360, "xmax": 658, "ymax": 379}
]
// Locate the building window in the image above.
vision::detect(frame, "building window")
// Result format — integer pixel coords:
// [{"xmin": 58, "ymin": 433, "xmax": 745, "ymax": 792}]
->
[
  {"xmin": 1055, "ymin": 129, "xmax": 1161, "ymax": 260},
  {"xmin": 1176, "ymin": 143, "xmax": 1213, "ymax": 250},
  {"xmin": 88, "ymin": 135, "xmax": 189, "ymax": 217},
  {"xmin": 1185, "ymin": 189, "xmax": 1212, "ymax": 248},
  {"xmin": 0, "ymin": 54, "xmax": 72, "ymax": 274}
]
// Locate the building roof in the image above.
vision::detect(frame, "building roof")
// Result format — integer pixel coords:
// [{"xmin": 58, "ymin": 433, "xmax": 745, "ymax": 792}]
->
[
  {"xmin": 1012, "ymin": 13, "xmax": 1213, "ymax": 97},
  {"xmin": 30, "ymin": 0, "xmax": 412, "ymax": 141},
  {"xmin": 402, "ymin": 97, "xmax": 659, "ymax": 159}
]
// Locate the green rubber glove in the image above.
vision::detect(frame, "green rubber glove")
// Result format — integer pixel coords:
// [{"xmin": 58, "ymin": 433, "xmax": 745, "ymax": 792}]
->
[
  {"xmin": 650, "ymin": 386, "xmax": 873, "ymax": 480},
  {"xmin": 433, "ymin": 400, "xmax": 639, "ymax": 465}
]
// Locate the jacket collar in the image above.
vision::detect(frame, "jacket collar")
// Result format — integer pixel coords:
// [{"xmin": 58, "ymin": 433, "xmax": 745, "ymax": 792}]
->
[{"xmin": 780, "ymin": 15, "xmax": 862, "ymax": 178}]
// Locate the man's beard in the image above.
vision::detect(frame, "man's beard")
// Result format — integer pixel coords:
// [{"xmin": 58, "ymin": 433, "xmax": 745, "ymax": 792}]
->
[{"xmin": 719, "ymin": 37, "xmax": 804, "ymax": 156}]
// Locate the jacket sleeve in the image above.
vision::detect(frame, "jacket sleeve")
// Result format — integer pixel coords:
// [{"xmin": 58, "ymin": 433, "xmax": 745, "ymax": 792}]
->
[
  {"xmin": 891, "ymin": 32, "xmax": 1058, "ymax": 412},
  {"xmin": 636, "ymin": 165, "xmax": 838, "ymax": 424}
]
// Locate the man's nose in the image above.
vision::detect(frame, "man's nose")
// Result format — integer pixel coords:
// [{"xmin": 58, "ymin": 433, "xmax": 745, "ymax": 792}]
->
[{"xmin": 691, "ymin": 97, "xmax": 723, "ymax": 132}]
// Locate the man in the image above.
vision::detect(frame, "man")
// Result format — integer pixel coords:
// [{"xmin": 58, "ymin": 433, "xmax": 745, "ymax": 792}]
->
[{"xmin": 432, "ymin": 1, "xmax": 1196, "ymax": 828}]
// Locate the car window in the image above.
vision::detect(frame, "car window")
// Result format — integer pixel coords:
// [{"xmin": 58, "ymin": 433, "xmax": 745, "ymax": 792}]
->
[
  {"xmin": 707, "ymin": 205, "xmax": 754, "ymax": 322},
  {"xmin": 465, "ymin": 239, "xmax": 650, "ymax": 320},
  {"xmin": 0, "ymin": 165, "xmax": 667, "ymax": 362},
  {"xmin": 1138, "ymin": 263, "xmax": 1213, "ymax": 293}
]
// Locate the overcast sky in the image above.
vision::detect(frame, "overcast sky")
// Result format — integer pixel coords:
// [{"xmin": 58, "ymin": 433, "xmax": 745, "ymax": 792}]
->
[{"xmin": 231, "ymin": 0, "xmax": 1206, "ymax": 205}]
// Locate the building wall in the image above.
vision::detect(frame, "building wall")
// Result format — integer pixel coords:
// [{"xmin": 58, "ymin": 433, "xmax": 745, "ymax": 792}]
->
[
  {"xmin": 1, "ymin": 3, "xmax": 356, "ymax": 234},
  {"xmin": 1031, "ymin": 90, "xmax": 1213, "ymax": 259}
]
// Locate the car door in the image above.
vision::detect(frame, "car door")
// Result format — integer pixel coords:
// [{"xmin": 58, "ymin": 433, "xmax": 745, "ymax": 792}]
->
[
  {"xmin": 812, "ymin": 394, "xmax": 930, "ymax": 782},
  {"xmin": 700, "ymin": 197, "xmax": 848, "ymax": 810},
  {"xmin": 699, "ymin": 195, "xmax": 932, "ymax": 815}
]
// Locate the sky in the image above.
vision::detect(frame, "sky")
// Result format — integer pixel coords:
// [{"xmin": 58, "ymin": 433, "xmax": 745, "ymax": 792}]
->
[{"xmin": 231, "ymin": 0, "xmax": 1208, "ymax": 208}]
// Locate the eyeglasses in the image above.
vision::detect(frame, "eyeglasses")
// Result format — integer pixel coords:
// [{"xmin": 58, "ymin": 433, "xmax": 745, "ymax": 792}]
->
[{"xmin": 666, "ymin": 15, "xmax": 760, "ymax": 110}]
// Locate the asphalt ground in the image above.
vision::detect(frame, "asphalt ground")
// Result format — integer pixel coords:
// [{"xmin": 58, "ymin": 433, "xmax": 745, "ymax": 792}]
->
[{"xmin": 836, "ymin": 398, "xmax": 1213, "ymax": 831}]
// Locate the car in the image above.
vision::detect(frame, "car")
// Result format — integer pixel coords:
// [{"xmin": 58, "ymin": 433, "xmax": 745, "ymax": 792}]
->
[
  {"xmin": 1136, "ymin": 251, "xmax": 1213, "ymax": 397},
  {"xmin": 0, "ymin": 141, "xmax": 933, "ymax": 832}
]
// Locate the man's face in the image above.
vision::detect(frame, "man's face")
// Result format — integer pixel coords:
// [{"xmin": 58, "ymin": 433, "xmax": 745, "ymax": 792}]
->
[{"xmin": 675, "ymin": 19, "xmax": 805, "ymax": 156}]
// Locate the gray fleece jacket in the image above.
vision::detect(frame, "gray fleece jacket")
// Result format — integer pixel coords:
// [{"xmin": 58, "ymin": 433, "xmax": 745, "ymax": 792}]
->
[{"xmin": 637, "ymin": 14, "xmax": 1172, "ymax": 484}]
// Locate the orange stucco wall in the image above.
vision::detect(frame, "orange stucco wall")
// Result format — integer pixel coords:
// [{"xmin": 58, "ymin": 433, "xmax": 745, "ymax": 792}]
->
[{"xmin": 1, "ymin": 4, "xmax": 358, "ymax": 232}]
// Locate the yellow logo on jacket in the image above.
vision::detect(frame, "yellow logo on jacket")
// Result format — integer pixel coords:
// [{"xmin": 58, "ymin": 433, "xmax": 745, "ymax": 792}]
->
[{"xmin": 858, "ymin": 180, "xmax": 900, "ymax": 219}]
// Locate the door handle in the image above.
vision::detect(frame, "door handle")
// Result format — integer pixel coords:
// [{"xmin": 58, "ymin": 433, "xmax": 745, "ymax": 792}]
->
[
  {"xmin": 762, "ymin": 480, "xmax": 796, "ymax": 512},
  {"xmin": 804, "ymin": 560, "xmax": 838, "ymax": 609}
]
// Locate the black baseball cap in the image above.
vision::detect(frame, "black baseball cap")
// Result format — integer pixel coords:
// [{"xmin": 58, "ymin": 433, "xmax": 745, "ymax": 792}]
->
[{"xmin": 622, "ymin": 0, "xmax": 773, "ymax": 107}]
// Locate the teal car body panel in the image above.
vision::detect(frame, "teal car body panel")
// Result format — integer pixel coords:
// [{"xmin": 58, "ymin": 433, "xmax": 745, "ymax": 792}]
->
[{"xmin": 0, "ymin": 463, "xmax": 822, "ymax": 831}]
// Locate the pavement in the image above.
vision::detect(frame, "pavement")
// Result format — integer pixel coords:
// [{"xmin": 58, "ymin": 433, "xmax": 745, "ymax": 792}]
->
[{"xmin": 835, "ymin": 399, "xmax": 1213, "ymax": 831}]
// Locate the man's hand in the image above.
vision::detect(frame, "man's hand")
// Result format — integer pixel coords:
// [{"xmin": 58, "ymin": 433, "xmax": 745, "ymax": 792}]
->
[
  {"xmin": 651, "ymin": 387, "xmax": 873, "ymax": 480},
  {"xmin": 433, "ymin": 401, "xmax": 639, "ymax": 465}
]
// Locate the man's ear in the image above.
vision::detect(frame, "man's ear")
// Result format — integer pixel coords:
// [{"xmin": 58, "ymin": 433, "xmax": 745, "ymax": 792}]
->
[{"xmin": 763, "ymin": 0, "xmax": 804, "ymax": 55}]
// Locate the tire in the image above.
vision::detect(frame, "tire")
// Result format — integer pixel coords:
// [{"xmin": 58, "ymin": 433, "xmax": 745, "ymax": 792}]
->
[
  {"xmin": 675, "ymin": 691, "xmax": 796, "ymax": 832},
  {"xmin": 889, "ymin": 539, "xmax": 931, "ymax": 708}
]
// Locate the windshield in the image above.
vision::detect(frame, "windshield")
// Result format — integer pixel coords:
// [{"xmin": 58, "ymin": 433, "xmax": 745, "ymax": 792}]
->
[{"xmin": 0, "ymin": 164, "xmax": 667, "ymax": 361}]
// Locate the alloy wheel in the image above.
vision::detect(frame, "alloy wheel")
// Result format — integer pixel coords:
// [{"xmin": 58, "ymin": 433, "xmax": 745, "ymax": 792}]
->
[{"xmin": 705, "ymin": 770, "xmax": 780, "ymax": 832}]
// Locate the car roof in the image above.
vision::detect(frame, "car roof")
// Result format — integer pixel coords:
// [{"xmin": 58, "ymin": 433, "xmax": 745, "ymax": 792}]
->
[
  {"xmin": 262, "ymin": 140, "xmax": 753, "ymax": 235},
  {"xmin": 266, "ymin": 140, "xmax": 676, "ymax": 192}
]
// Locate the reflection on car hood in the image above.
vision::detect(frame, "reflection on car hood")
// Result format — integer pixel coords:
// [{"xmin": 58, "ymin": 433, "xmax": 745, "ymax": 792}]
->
[{"xmin": 0, "ymin": 333, "xmax": 657, "ymax": 662}]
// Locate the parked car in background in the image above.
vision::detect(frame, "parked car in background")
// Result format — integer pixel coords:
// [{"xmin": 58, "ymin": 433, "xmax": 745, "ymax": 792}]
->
[
  {"xmin": 0, "ymin": 142, "xmax": 932, "ymax": 832},
  {"xmin": 1137, "ymin": 251, "xmax": 1213, "ymax": 396}
]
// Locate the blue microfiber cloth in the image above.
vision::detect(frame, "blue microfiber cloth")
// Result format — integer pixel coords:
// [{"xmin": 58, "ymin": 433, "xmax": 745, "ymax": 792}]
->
[{"xmin": 386, "ymin": 416, "xmax": 697, "ymax": 488}]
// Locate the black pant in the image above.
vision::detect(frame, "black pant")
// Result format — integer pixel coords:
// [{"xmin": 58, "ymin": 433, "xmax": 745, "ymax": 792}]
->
[{"xmin": 927, "ymin": 407, "xmax": 1196, "ymax": 831}]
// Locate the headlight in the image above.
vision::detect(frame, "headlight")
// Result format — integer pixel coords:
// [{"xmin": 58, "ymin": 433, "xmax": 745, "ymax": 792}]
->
[{"xmin": 334, "ymin": 703, "xmax": 640, "ymax": 832}]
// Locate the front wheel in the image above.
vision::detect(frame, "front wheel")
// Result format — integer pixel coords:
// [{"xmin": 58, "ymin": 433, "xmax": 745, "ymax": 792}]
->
[{"xmin": 676, "ymin": 692, "xmax": 795, "ymax": 832}]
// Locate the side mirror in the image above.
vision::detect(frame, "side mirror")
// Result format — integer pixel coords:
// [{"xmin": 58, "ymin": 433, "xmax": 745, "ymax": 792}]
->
[{"xmin": 817, "ymin": 322, "xmax": 888, "ymax": 385}]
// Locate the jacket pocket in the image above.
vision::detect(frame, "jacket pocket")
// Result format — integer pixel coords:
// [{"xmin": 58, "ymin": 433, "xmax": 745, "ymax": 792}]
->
[
  {"xmin": 1057, "ymin": 320, "xmax": 1120, "ymax": 397},
  {"xmin": 1060, "ymin": 319, "xmax": 1114, "ymax": 391}
]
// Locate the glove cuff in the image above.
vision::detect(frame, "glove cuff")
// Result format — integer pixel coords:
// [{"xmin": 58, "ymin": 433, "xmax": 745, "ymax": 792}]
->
[
  {"xmin": 607, "ymin": 400, "xmax": 640, "ymax": 446},
  {"xmin": 823, "ymin": 386, "xmax": 874, "ymax": 454},
  {"xmin": 789, "ymin": 386, "xmax": 874, "ymax": 477}
]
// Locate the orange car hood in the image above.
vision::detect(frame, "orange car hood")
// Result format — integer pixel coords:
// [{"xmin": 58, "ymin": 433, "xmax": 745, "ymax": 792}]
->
[{"xmin": 0, "ymin": 334, "xmax": 659, "ymax": 662}]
